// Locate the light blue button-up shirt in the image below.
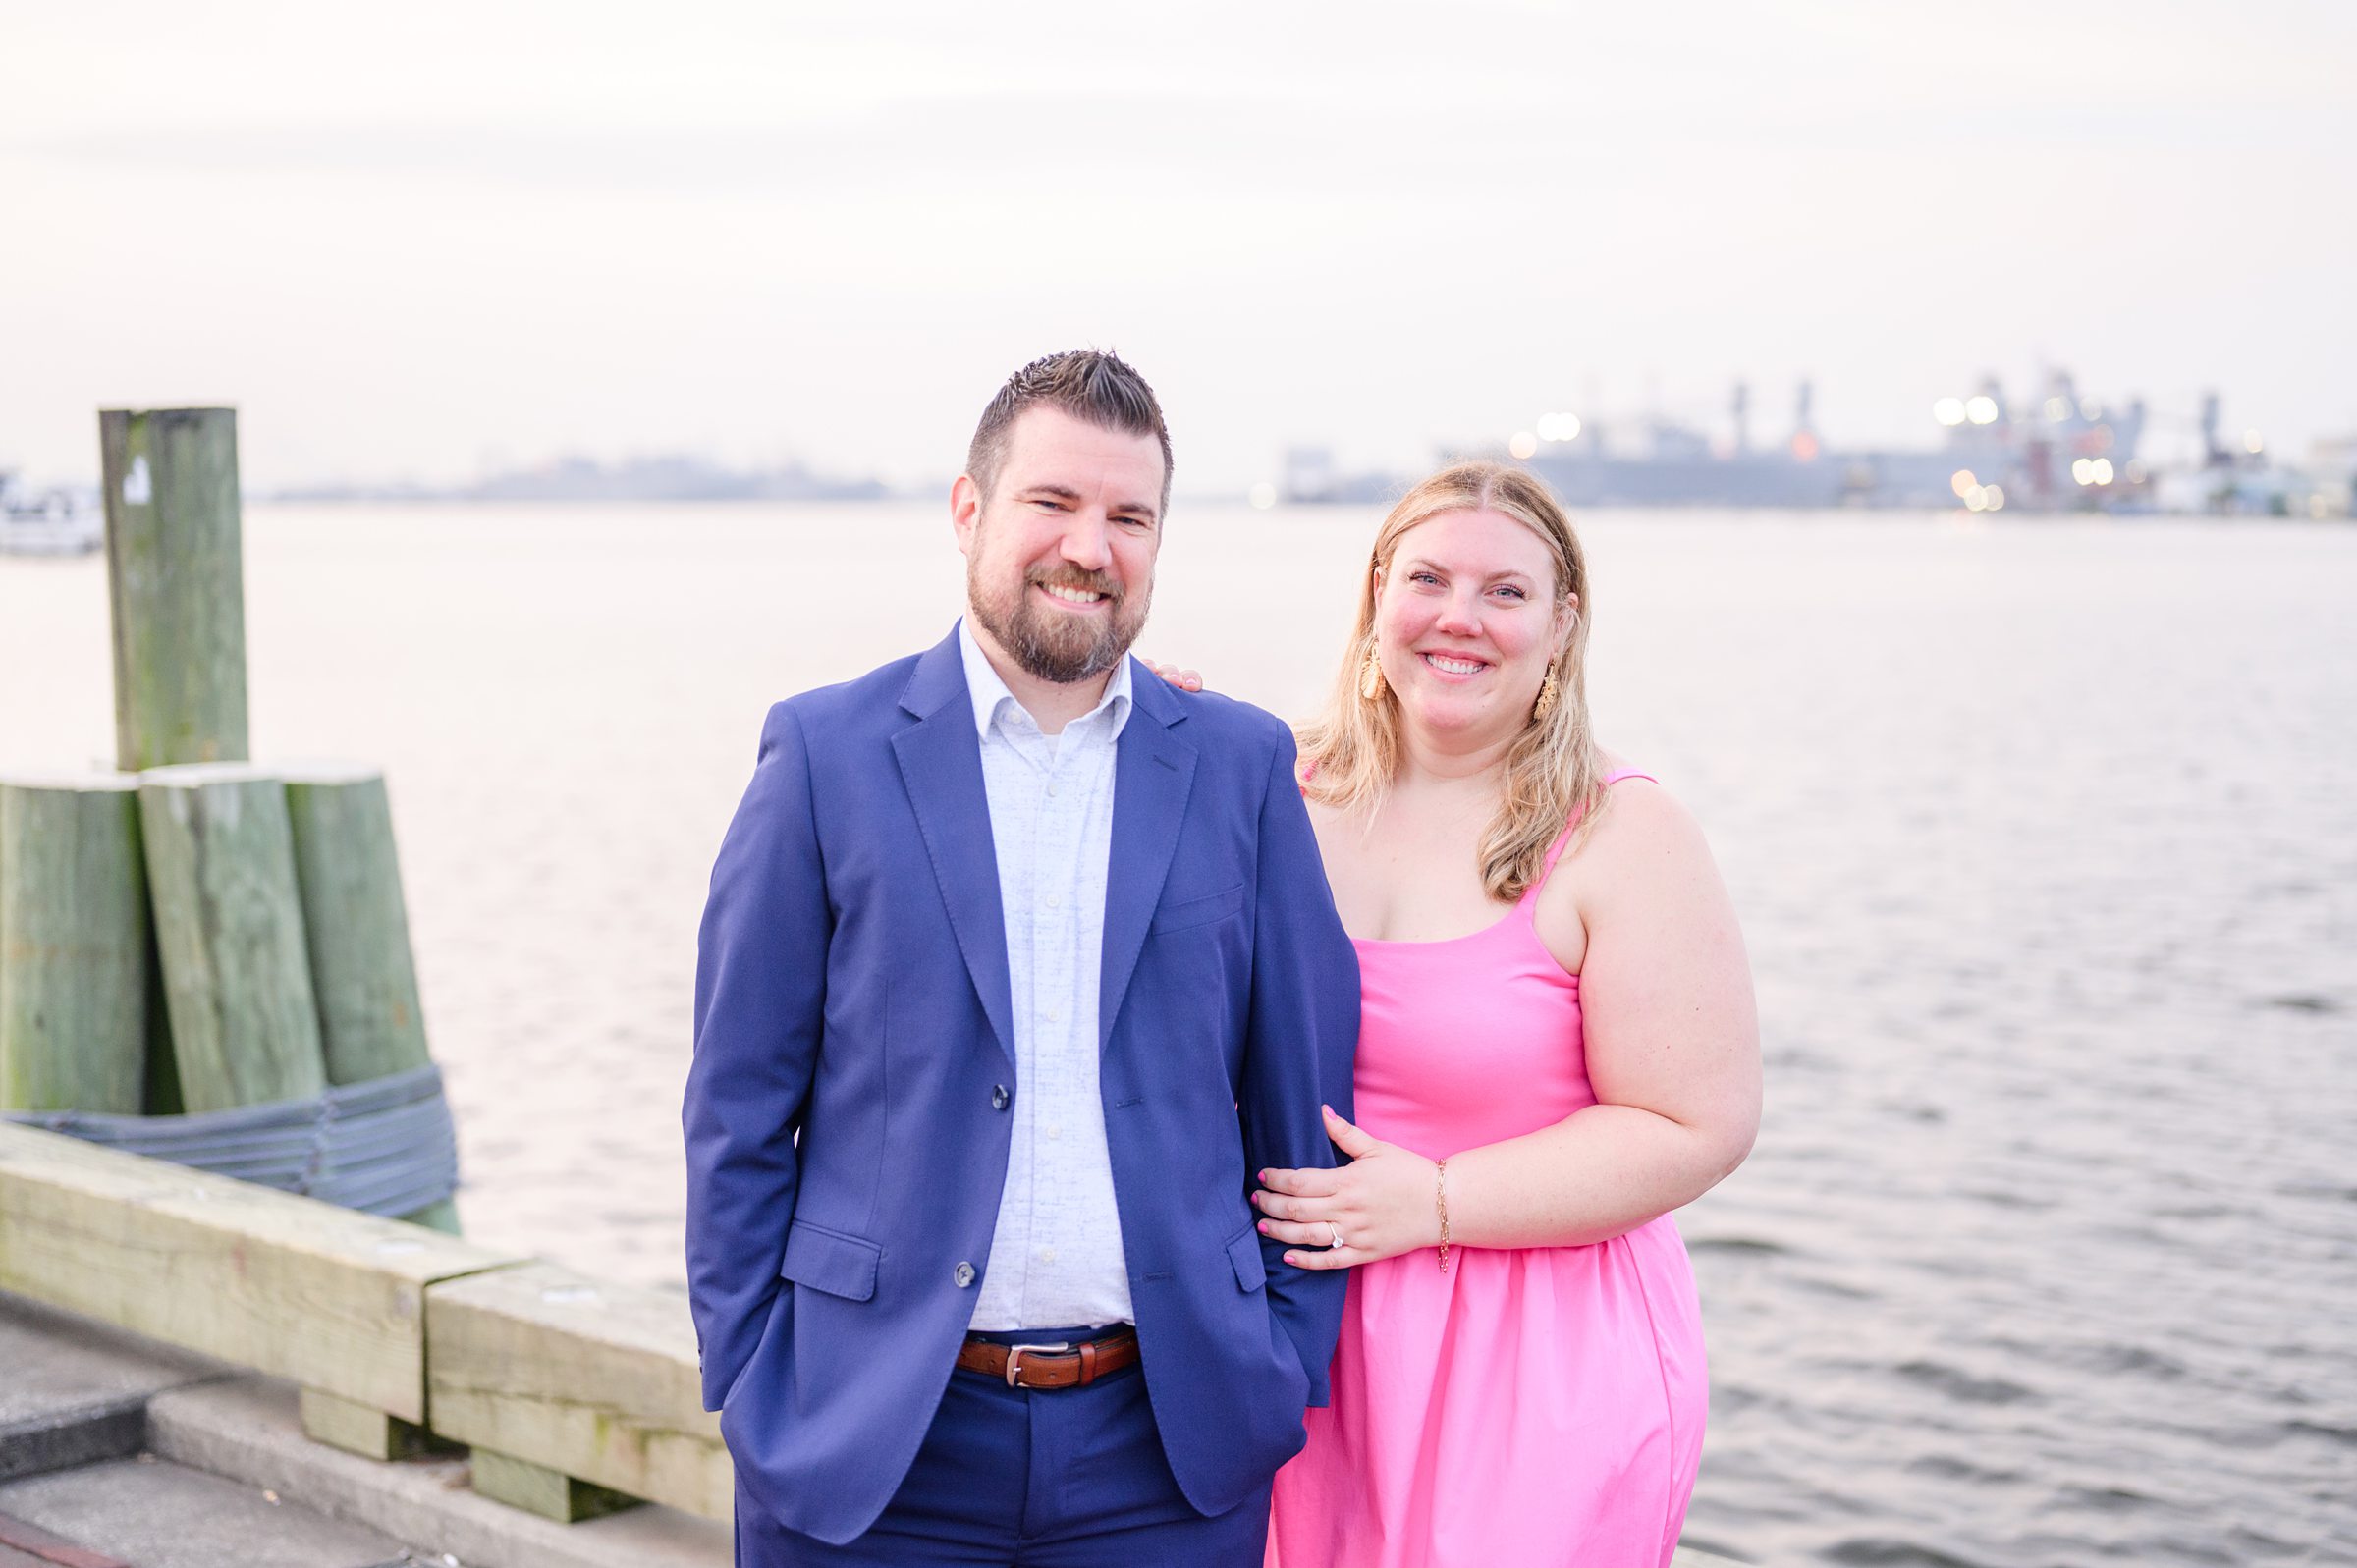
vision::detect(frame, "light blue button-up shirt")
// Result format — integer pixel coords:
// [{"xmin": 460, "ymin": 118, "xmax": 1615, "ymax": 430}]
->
[{"xmin": 958, "ymin": 618, "xmax": 1137, "ymax": 1330}]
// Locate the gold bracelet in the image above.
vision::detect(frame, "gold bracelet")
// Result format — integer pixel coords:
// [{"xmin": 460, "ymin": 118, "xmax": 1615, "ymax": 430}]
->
[{"xmin": 1435, "ymin": 1157, "xmax": 1452, "ymax": 1273}]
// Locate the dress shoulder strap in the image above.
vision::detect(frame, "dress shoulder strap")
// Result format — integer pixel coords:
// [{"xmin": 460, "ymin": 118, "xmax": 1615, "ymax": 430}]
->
[{"xmin": 1527, "ymin": 768, "xmax": 1659, "ymax": 897}]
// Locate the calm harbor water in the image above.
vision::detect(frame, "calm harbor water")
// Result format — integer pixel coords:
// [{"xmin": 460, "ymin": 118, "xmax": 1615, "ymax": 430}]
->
[{"xmin": 3, "ymin": 502, "xmax": 2352, "ymax": 1565}]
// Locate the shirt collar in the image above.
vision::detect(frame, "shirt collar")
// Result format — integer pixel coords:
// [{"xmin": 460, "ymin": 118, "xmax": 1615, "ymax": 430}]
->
[{"xmin": 957, "ymin": 616, "xmax": 1133, "ymax": 741}]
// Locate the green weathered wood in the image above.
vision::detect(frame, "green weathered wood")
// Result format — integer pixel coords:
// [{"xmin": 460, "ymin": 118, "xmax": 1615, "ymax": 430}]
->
[
  {"xmin": 0, "ymin": 774, "xmax": 153, "ymax": 1113},
  {"xmin": 282, "ymin": 765, "xmax": 430, "ymax": 1087},
  {"xmin": 469, "ymin": 1447, "xmax": 642, "ymax": 1524},
  {"xmin": 100, "ymin": 407, "xmax": 249, "ymax": 772},
  {"xmin": 0, "ymin": 1123, "xmax": 526, "ymax": 1421},
  {"xmin": 299, "ymin": 1386, "xmax": 445, "ymax": 1461},
  {"xmin": 283, "ymin": 763, "xmax": 459, "ymax": 1234},
  {"xmin": 427, "ymin": 1260, "xmax": 728, "ymax": 1521},
  {"xmin": 137, "ymin": 764, "xmax": 327, "ymax": 1112}
]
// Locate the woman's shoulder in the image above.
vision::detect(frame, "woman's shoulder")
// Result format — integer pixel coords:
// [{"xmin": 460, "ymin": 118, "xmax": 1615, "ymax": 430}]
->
[
  {"xmin": 1533, "ymin": 759, "xmax": 1725, "ymax": 963},
  {"xmin": 1593, "ymin": 750, "xmax": 1671, "ymax": 800},
  {"xmin": 1571, "ymin": 755, "xmax": 1703, "ymax": 865}
]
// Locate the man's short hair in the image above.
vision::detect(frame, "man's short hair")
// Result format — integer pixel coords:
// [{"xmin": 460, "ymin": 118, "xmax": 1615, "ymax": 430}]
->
[{"xmin": 966, "ymin": 350, "xmax": 1174, "ymax": 515}]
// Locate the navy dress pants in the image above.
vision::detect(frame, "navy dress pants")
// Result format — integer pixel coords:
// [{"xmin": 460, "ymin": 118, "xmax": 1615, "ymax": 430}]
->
[{"xmin": 734, "ymin": 1343, "xmax": 1272, "ymax": 1567}]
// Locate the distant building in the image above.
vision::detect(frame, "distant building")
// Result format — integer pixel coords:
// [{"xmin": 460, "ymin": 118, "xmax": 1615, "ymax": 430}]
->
[
  {"xmin": 2304, "ymin": 434, "xmax": 2355, "ymax": 519},
  {"xmin": 1515, "ymin": 371, "xmax": 2150, "ymax": 513}
]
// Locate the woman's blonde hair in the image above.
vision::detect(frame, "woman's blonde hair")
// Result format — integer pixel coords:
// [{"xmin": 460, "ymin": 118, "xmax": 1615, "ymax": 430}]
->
[{"xmin": 1296, "ymin": 460, "xmax": 1608, "ymax": 903}]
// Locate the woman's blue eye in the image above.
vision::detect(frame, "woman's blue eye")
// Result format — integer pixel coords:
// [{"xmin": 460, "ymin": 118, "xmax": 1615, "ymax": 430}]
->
[
  {"xmin": 1494, "ymin": 585, "xmax": 1527, "ymax": 600},
  {"xmin": 1409, "ymin": 571, "xmax": 1441, "ymax": 586}
]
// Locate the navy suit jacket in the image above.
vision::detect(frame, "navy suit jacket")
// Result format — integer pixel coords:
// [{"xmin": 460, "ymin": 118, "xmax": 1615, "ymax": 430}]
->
[{"xmin": 684, "ymin": 626, "xmax": 1360, "ymax": 1545}]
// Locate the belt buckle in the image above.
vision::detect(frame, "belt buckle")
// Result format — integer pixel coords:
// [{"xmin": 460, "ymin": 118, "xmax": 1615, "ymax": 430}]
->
[{"xmin": 1003, "ymin": 1340, "xmax": 1070, "ymax": 1388}]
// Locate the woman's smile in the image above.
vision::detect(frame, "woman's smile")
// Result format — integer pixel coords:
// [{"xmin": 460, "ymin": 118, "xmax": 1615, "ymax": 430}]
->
[{"xmin": 1416, "ymin": 650, "xmax": 1490, "ymax": 678}]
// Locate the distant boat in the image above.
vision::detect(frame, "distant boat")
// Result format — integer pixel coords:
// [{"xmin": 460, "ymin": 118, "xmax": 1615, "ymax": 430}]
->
[{"xmin": 0, "ymin": 472, "xmax": 102, "ymax": 555}]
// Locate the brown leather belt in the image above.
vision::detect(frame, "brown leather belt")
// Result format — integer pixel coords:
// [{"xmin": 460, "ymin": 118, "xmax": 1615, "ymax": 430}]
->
[{"xmin": 956, "ymin": 1327, "xmax": 1139, "ymax": 1389}]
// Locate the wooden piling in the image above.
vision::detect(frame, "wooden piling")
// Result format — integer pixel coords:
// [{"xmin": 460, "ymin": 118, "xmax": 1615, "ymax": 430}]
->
[
  {"xmin": 100, "ymin": 407, "xmax": 249, "ymax": 772},
  {"xmin": 137, "ymin": 764, "xmax": 326, "ymax": 1112},
  {"xmin": 283, "ymin": 762, "xmax": 459, "ymax": 1232},
  {"xmin": 0, "ymin": 774, "xmax": 153, "ymax": 1113}
]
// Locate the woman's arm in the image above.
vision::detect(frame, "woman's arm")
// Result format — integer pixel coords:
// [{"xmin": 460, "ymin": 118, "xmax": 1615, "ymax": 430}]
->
[{"xmin": 1253, "ymin": 783, "xmax": 1760, "ymax": 1266}]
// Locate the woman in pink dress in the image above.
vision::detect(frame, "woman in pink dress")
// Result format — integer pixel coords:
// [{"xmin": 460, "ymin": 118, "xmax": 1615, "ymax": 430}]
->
[{"xmin": 1171, "ymin": 460, "xmax": 1759, "ymax": 1566}]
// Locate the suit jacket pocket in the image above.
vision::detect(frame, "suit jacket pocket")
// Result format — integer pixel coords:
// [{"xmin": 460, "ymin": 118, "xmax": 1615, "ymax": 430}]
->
[
  {"xmin": 780, "ymin": 1219, "xmax": 881, "ymax": 1302},
  {"xmin": 1225, "ymin": 1221, "xmax": 1268, "ymax": 1292},
  {"xmin": 1149, "ymin": 883, "xmax": 1246, "ymax": 936}
]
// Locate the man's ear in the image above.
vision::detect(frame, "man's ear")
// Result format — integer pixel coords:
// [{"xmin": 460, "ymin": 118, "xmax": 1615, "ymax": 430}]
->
[{"xmin": 951, "ymin": 475, "xmax": 982, "ymax": 556}]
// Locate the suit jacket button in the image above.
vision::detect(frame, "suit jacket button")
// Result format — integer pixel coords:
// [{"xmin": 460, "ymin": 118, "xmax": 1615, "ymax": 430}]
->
[
  {"xmin": 954, "ymin": 1262, "xmax": 977, "ymax": 1288},
  {"xmin": 991, "ymin": 1085, "xmax": 1010, "ymax": 1110}
]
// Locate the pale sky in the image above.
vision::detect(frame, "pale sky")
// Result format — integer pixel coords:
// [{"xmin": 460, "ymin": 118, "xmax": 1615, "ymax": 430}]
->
[{"xmin": 4, "ymin": 0, "xmax": 2351, "ymax": 493}]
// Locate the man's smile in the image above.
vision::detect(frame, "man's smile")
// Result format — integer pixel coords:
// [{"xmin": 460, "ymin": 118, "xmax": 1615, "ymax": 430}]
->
[{"xmin": 1036, "ymin": 581, "xmax": 1114, "ymax": 611}]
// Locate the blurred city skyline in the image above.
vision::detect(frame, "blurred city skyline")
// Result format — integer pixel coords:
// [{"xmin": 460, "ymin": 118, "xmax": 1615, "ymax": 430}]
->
[{"xmin": 4, "ymin": 0, "xmax": 2351, "ymax": 494}]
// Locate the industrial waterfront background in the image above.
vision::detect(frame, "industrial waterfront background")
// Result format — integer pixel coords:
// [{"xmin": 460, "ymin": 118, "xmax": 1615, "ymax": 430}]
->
[{"xmin": 2, "ymin": 499, "xmax": 2349, "ymax": 1566}]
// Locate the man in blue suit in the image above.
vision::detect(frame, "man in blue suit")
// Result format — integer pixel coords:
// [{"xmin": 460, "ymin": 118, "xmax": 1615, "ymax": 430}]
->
[{"xmin": 685, "ymin": 350, "xmax": 1360, "ymax": 1565}]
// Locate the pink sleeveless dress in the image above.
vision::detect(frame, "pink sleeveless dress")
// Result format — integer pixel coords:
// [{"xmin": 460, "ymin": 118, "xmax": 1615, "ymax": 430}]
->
[{"xmin": 1267, "ymin": 771, "xmax": 1708, "ymax": 1568}]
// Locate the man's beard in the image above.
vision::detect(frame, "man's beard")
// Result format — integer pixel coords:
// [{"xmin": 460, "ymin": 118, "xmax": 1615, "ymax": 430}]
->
[{"xmin": 967, "ymin": 554, "xmax": 1151, "ymax": 685}]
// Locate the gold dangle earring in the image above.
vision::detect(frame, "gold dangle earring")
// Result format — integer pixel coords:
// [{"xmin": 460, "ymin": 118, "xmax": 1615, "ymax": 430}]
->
[
  {"xmin": 1532, "ymin": 667, "xmax": 1560, "ymax": 722},
  {"xmin": 1359, "ymin": 642, "xmax": 1388, "ymax": 701}
]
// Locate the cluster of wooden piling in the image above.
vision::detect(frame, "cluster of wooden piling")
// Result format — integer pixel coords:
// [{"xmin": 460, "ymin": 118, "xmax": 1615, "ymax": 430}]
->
[
  {"xmin": 0, "ymin": 407, "xmax": 673, "ymax": 1532},
  {"xmin": 0, "ymin": 407, "xmax": 455, "ymax": 1231}
]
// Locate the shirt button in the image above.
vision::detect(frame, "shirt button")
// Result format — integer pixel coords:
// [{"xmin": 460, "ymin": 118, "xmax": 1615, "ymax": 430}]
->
[
  {"xmin": 991, "ymin": 1085, "xmax": 1010, "ymax": 1110},
  {"xmin": 1045, "ymin": 1123, "xmax": 1063, "ymax": 1142},
  {"xmin": 1045, "ymin": 893, "xmax": 1062, "ymax": 909},
  {"xmin": 1045, "ymin": 782, "xmax": 1059, "ymax": 797},
  {"xmin": 1038, "ymin": 1247, "xmax": 1057, "ymax": 1264},
  {"xmin": 954, "ymin": 1262, "xmax": 976, "ymax": 1288}
]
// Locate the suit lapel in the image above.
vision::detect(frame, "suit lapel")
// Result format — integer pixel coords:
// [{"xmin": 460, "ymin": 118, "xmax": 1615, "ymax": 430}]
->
[
  {"xmin": 1099, "ymin": 665, "xmax": 1198, "ymax": 1052},
  {"xmin": 891, "ymin": 631, "xmax": 1017, "ymax": 1073}
]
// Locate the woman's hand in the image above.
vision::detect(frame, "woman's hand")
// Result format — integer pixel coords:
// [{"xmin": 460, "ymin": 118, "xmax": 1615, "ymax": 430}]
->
[
  {"xmin": 1253, "ymin": 1107, "xmax": 1441, "ymax": 1271},
  {"xmin": 1142, "ymin": 657, "xmax": 1202, "ymax": 692}
]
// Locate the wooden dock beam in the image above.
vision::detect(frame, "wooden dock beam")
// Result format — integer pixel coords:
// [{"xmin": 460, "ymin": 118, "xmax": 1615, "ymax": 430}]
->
[
  {"xmin": 0, "ymin": 1127, "xmax": 725, "ymax": 1523},
  {"xmin": 0, "ymin": 1123, "xmax": 523, "ymax": 1462},
  {"xmin": 427, "ymin": 1261, "xmax": 730, "ymax": 1522}
]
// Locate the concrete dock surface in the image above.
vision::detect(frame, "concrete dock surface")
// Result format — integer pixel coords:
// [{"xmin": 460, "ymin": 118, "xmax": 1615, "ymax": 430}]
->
[{"xmin": 2, "ymin": 1288, "xmax": 1741, "ymax": 1567}]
